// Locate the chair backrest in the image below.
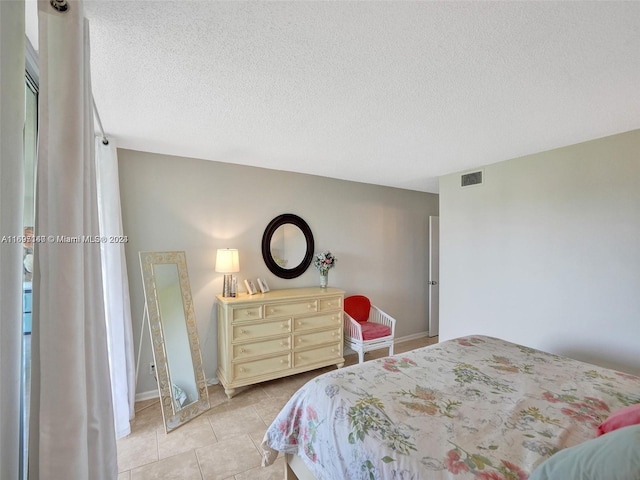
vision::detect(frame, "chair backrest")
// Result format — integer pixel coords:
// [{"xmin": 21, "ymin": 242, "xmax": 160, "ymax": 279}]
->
[{"xmin": 344, "ymin": 295, "xmax": 371, "ymax": 323}]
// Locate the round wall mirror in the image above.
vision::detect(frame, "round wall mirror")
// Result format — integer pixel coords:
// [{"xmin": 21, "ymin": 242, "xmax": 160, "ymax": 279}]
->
[{"xmin": 262, "ymin": 213, "xmax": 314, "ymax": 279}]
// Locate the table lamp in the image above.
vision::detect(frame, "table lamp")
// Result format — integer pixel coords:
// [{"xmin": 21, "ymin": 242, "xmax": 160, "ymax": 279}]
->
[{"xmin": 215, "ymin": 248, "xmax": 240, "ymax": 297}]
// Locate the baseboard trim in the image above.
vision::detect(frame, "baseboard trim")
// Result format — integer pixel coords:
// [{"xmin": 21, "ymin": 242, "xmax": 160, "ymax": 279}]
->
[
  {"xmin": 135, "ymin": 377, "xmax": 221, "ymax": 403},
  {"xmin": 395, "ymin": 331, "xmax": 430, "ymax": 343},
  {"xmin": 135, "ymin": 389, "xmax": 159, "ymax": 403}
]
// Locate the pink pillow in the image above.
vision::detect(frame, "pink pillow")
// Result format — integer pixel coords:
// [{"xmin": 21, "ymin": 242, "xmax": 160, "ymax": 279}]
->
[{"xmin": 597, "ymin": 403, "xmax": 640, "ymax": 436}]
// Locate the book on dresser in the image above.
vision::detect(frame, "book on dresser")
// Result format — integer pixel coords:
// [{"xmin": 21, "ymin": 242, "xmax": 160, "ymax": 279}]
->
[{"xmin": 216, "ymin": 287, "xmax": 345, "ymax": 398}]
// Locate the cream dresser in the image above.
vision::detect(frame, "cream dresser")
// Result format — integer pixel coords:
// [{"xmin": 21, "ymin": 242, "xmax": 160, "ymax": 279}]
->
[{"xmin": 217, "ymin": 287, "xmax": 345, "ymax": 398}]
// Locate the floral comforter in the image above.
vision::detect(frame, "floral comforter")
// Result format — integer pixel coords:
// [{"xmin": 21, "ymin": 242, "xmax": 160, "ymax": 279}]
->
[{"xmin": 261, "ymin": 335, "xmax": 640, "ymax": 480}]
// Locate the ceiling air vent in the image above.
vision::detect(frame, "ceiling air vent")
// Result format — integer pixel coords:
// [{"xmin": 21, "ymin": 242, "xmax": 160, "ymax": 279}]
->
[{"xmin": 461, "ymin": 170, "xmax": 483, "ymax": 187}]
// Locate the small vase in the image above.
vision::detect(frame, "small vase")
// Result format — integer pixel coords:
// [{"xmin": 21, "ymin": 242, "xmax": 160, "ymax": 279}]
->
[{"xmin": 320, "ymin": 272, "xmax": 328, "ymax": 288}]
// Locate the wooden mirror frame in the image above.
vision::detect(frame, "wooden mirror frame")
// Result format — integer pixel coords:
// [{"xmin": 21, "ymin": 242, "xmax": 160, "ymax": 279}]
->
[{"xmin": 261, "ymin": 213, "xmax": 314, "ymax": 279}]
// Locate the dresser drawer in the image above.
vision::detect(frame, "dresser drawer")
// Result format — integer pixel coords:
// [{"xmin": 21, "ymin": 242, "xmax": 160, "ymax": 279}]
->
[
  {"xmin": 294, "ymin": 343, "xmax": 342, "ymax": 368},
  {"xmin": 234, "ymin": 354, "xmax": 291, "ymax": 380},
  {"xmin": 232, "ymin": 319, "xmax": 291, "ymax": 342},
  {"xmin": 231, "ymin": 305, "xmax": 263, "ymax": 322},
  {"xmin": 294, "ymin": 328, "xmax": 341, "ymax": 349},
  {"xmin": 294, "ymin": 312, "xmax": 342, "ymax": 332},
  {"xmin": 319, "ymin": 296, "xmax": 342, "ymax": 312},
  {"xmin": 264, "ymin": 300, "xmax": 317, "ymax": 318},
  {"xmin": 233, "ymin": 336, "xmax": 290, "ymax": 360}
]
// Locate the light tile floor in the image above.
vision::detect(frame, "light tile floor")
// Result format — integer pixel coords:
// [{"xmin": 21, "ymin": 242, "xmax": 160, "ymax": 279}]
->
[{"xmin": 117, "ymin": 336, "xmax": 438, "ymax": 480}]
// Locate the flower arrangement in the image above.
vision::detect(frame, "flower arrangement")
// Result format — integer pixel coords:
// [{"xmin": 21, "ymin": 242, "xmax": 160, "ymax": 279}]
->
[{"xmin": 313, "ymin": 251, "xmax": 337, "ymax": 275}]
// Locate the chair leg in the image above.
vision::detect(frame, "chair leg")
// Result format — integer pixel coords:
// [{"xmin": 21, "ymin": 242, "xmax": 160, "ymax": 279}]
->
[{"xmin": 358, "ymin": 350, "xmax": 364, "ymax": 364}]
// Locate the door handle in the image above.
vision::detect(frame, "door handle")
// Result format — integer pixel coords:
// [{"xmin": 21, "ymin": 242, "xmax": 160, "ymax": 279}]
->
[{"xmin": 428, "ymin": 281, "xmax": 438, "ymax": 285}]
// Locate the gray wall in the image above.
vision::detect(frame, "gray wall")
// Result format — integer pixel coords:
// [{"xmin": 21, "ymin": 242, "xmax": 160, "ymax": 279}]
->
[
  {"xmin": 439, "ymin": 129, "xmax": 640, "ymax": 375},
  {"xmin": 119, "ymin": 149, "xmax": 439, "ymax": 396}
]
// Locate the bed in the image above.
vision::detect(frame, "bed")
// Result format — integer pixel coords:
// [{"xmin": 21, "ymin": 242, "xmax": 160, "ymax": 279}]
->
[{"xmin": 261, "ymin": 335, "xmax": 640, "ymax": 479}]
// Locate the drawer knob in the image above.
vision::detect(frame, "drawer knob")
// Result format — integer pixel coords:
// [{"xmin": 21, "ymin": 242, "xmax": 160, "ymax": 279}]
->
[
  {"xmin": 297, "ymin": 321, "xmax": 302, "ymax": 326},
  {"xmin": 281, "ymin": 323, "xmax": 287, "ymax": 329},
  {"xmin": 240, "ymin": 348, "xmax": 246, "ymax": 353},
  {"xmin": 280, "ymin": 359, "xmax": 286, "ymax": 364},
  {"xmin": 307, "ymin": 304, "xmax": 313, "ymax": 309},
  {"xmin": 280, "ymin": 341, "xmax": 287, "ymax": 346},
  {"xmin": 332, "ymin": 332, "xmax": 337, "ymax": 337},
  {"xmin": 240, "ymin": 367, "xmax": 246, "ymax": 373},
  {"xmin": 270, "ymin": 309, "xmax": 276, "ymax": 314},
  {"xmin": 241, "ymin": 329, "xmax": 247, "ymax": 335}
]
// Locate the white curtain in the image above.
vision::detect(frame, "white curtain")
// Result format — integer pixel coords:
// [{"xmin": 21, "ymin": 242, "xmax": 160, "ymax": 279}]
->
[
  {"xmin": 95, "ymin": 138, "xmax": 135, "ymax": 438},
  {"xmin": 30, "ymin": 1, "xmax": 117, "ymax": 478},
  {"xmin": 0, "ymin": 2, "xmax": 25, "ymax": 479}
]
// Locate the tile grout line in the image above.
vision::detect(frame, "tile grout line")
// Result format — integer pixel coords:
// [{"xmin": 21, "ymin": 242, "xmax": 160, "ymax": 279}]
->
[{"xmin": 194, "ymin": 444, "xmax": 205, "ymax": 480}]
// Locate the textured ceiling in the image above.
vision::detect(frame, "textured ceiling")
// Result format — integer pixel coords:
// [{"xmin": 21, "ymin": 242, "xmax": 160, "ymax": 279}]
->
[{"xmin": 35, "ymin": 2, "xmax": 640, "ymax": 192}]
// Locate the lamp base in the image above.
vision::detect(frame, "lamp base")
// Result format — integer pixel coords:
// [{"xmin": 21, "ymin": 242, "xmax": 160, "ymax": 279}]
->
[{"xmin": 222, "ymin": 274, "xmax": 233, "ymax": 297}]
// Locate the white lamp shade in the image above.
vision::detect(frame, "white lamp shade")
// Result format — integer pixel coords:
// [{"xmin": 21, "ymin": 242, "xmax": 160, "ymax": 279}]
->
[{"xmin": 215, "ymin": 248, "xmax": 240, "ymax": 273}]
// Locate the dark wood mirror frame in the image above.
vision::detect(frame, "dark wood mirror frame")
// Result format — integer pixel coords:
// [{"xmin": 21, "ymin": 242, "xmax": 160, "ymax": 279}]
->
[{"xmin": 261, "ymin": 213, "xmax": 314, "ymax": 279}]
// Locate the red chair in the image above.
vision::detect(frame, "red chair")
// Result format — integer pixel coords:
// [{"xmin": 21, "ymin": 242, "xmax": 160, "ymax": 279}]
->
[{"xmin": 343, "ymin": 295, "xmax": 396, "ymax": 364}]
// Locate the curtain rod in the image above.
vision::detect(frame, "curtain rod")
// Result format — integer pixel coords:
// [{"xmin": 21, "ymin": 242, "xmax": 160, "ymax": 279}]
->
[
  {"xmin": 50, "ymin": 0, "xmax": 69, "ymax": 13},
  {"xmin": 92, "ymin": 95, "xmax": 109, "ymax": 145}
]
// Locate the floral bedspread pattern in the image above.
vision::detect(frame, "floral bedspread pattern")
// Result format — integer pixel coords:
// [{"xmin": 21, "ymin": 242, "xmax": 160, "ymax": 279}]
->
[{"xmin": 261, "ymin": 336, "xmax": 640, "ymax": 480}]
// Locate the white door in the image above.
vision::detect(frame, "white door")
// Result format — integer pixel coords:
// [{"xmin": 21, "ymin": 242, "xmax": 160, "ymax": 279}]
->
[{"xmin": 428, "ymin": 216, "xmax": 439, "ymax": 337}]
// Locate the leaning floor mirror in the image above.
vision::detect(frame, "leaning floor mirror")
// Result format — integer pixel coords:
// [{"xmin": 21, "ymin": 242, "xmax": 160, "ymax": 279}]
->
[{"xmin": 139, "ymin": 251, "xmax": 210, "ymax": 433}]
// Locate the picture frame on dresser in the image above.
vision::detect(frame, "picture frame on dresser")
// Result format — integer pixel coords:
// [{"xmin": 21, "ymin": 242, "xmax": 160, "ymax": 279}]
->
[
  {"xmin": 256, "ymin": 277, "xmax": 270, "ymax": 293},
  {"xmin": 244, "ymin": 279, "xmax": 258, "ymax": 295}
]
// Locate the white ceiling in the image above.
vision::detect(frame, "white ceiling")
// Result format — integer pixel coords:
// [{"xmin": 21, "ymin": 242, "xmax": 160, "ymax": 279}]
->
[{"xmin": 30, "ymin": 1, "xmax": 640, "ymax": 193}]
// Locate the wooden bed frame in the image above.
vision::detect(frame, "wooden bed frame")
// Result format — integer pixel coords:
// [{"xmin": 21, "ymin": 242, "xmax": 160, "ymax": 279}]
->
[{"xmin": 284, "ymin": 453, "xmax": 315, "ymax": 480}]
